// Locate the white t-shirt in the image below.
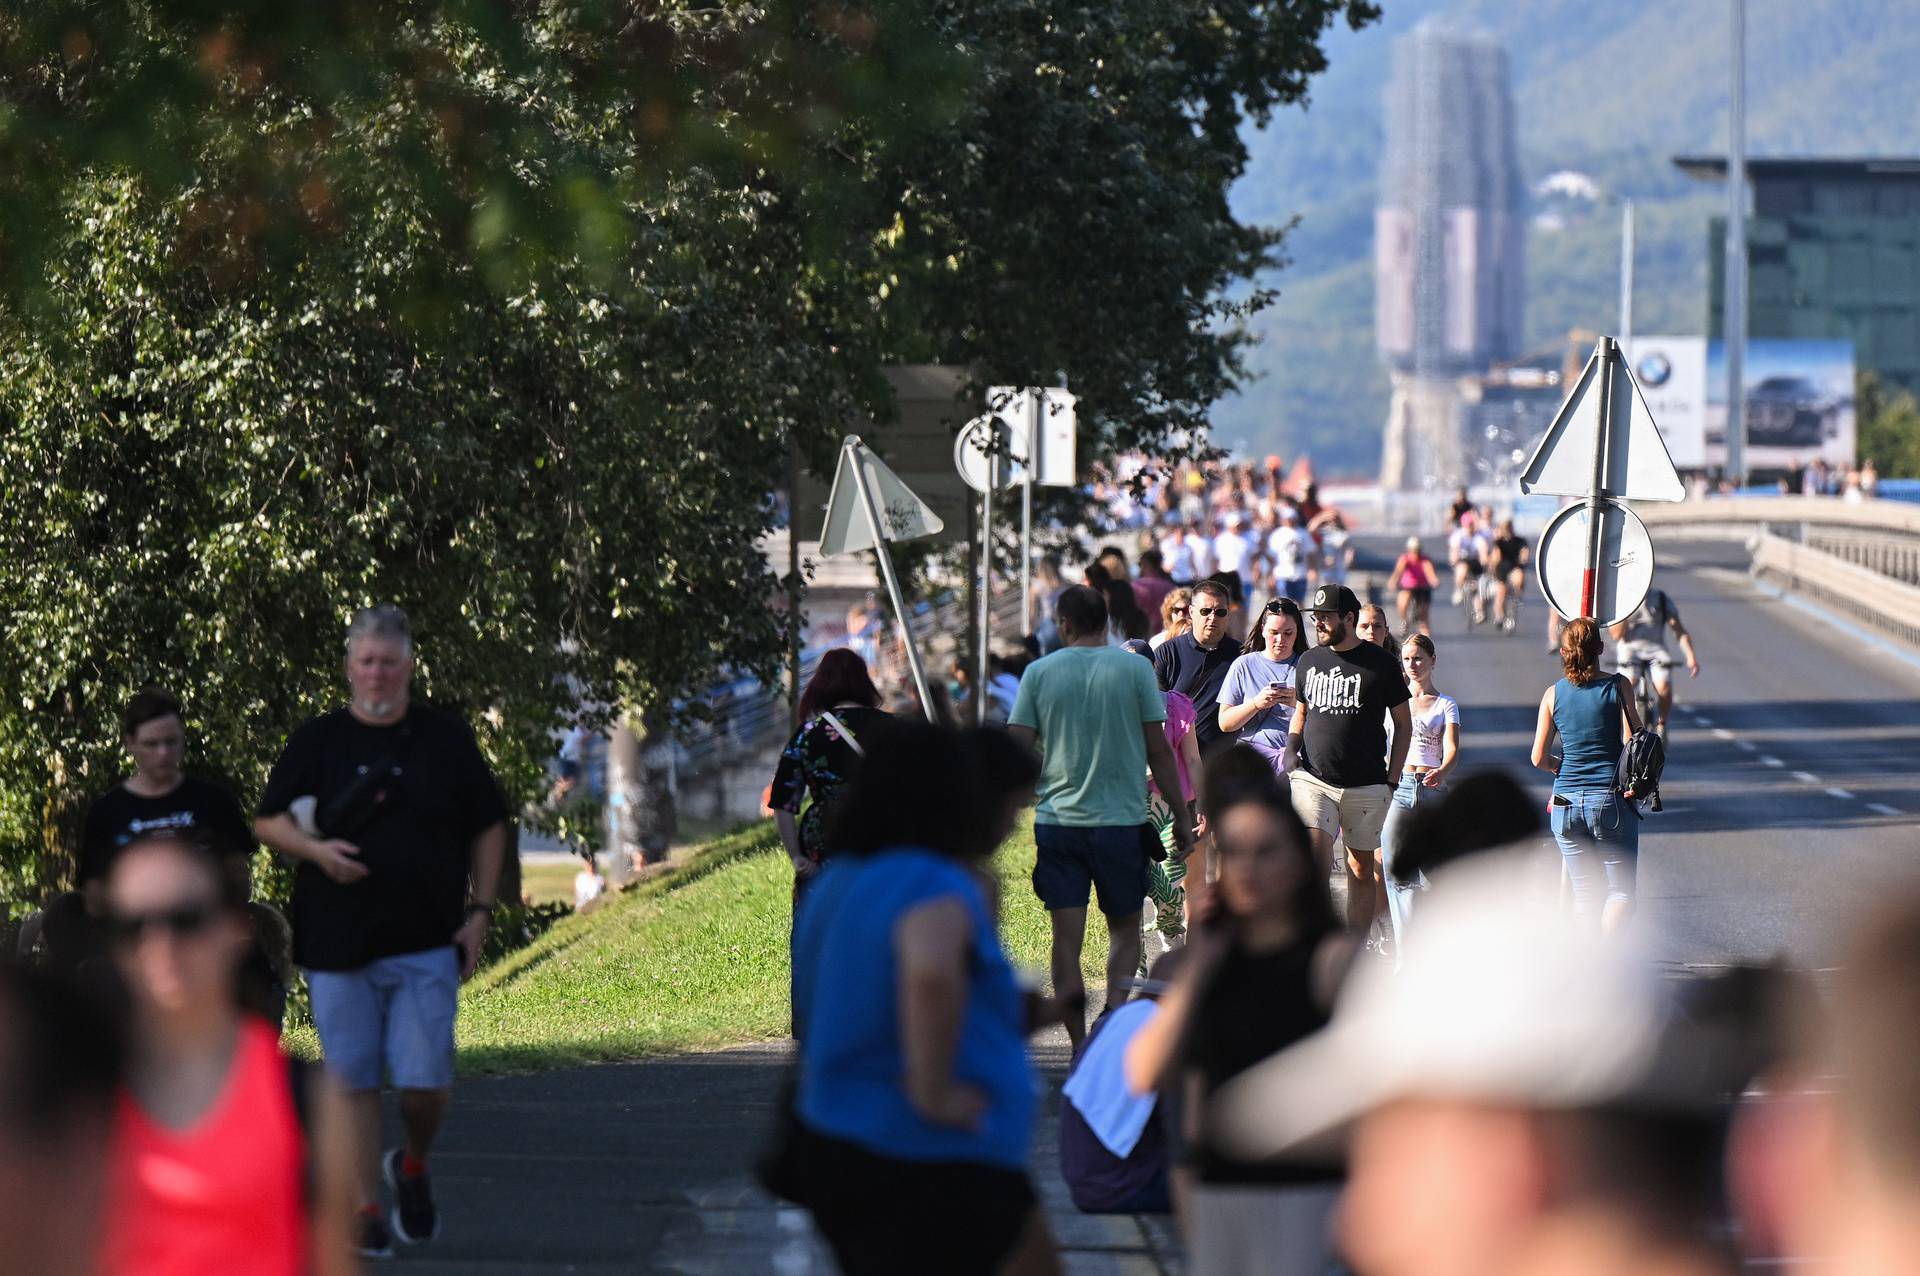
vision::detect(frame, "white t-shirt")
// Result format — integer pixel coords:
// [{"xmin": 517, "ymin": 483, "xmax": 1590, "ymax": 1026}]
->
[
  {"xmin": 1319, "ymin": 530, "xmax": 1351, "ymax": 584},
  {"xmin": 1159, "ymin": 534, "xmax": 1196, "ymax": 581},
  {"xmin": 1267, "ymin": 526, "xmax": 1315, "ymax": 582},
  {"xmin": 1407, "ymin": 693, "xmax": 1460, "ymax": 768},
  {"xmin": 1448, "ymin": 526, "xmax": 1488, "ymax": 566},
  {"xmin": 575, "ymin": 868, "xmax": 606, "ymax": 909},
  {"xmin": 1212, "ymin": 530, "xmax": 1254, "ymax": 577},
  {"xmin": 1188, "ymin": 535, "xmax": 1217, "ymax": 580}
]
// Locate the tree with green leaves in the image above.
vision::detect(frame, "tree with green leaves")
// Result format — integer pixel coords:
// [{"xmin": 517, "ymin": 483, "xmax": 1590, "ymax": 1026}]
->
[
  {"xmin": 0, "ymin": 1, "xmax": 1377, "ymax": 902},
  {"xmin": 1857, "ymin": 370, "xmax": 1920, "ymax": 480}
]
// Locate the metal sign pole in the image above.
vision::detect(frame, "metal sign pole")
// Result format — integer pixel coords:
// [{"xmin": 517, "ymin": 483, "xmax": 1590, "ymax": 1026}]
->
[
  {"xmin": 845, "ymin": 440, "xmax": 937, "ymax": 722},
  {"xmin": 1579, "ymin": 338, "xmax": 1618, "ymax": 619},
  {"xmin": 979, "ymin": 439, "xmax": 995, "ymax": 726}
]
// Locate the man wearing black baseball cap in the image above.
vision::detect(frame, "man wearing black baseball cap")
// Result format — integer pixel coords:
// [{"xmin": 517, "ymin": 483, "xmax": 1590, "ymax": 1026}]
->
[{"xmin": 1283, "ymin": 582, "xmax": 1410, "ymax": 935}]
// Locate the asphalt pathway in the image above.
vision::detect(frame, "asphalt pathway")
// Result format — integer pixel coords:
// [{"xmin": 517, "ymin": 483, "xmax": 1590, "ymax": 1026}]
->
[{"xmin": 387, "ymin": 537, "xmax": 1919, "ymax": 1272}]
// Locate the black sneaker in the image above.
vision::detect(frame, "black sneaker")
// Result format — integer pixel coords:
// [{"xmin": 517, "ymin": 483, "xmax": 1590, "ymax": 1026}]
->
[
  {"xmin": 357, "ymin": 1210, "xmax": 396, "ymax": 1260},
  {"xmin": 384, "ymin": 1147, "xmax": 442, "ymax": 1244}
]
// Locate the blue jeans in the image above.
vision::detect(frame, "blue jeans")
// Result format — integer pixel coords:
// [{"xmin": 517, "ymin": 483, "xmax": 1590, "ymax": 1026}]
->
[
  {"xmin": 1379, "ymin": 773, "xmax": 1446, "ymax": 944},
  {"xmin": 1550, "ymin": 788, "xmax": 1640, "ymax": 918}
]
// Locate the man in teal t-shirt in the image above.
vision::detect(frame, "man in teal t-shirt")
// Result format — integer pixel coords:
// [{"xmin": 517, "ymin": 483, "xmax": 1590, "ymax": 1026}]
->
[{"xmin": 1009, "ymin": 585, "xmax": 1193, "ymax": 1052}]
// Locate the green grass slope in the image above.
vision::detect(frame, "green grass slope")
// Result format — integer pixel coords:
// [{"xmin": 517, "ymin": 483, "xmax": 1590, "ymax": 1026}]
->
[{"xmin": 450, "ymin": 816, "xmax": 1123, "ymax": 1075}]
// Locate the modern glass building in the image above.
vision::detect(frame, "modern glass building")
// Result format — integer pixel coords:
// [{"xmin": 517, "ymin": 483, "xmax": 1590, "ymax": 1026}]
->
[{"xmin": 1677, "ymin": 156, "xmax": 1920, "ymax": 395}]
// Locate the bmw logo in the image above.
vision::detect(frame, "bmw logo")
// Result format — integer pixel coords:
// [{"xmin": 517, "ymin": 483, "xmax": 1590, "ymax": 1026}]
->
[{"xmin": 1638, "ymin": 352, "xmax": 1672, "ymax": 387}]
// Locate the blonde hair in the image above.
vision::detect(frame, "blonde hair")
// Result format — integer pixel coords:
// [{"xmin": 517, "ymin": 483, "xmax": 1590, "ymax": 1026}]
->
[{"xmin": 1161, "ymin": 587, "xmax": 1193, "ymax": 638}]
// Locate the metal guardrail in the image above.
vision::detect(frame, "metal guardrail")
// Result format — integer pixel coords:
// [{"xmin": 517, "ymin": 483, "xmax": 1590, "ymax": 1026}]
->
[
  {"xmin": 1635, "ymin": 495, "xmax": 1920, "ymax": 538},
  {"xmin": 1751, "ymin": 532, "xmax": 1920, "ymax": 650}
]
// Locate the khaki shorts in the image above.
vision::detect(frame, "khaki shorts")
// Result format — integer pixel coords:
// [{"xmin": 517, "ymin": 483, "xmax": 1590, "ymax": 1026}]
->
[{"xmin": 1289, "ymin": 771, "xmax": 1392, "ymax": 852}]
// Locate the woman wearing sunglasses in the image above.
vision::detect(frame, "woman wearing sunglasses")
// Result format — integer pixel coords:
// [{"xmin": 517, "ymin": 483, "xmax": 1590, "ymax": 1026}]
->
[
  {"xmin": 1215, "ymin": 598, "xmax": 1305, "ymax": 779},
  {"xmin": 97, "ymin": 832, "xmax": 358, "ymax": 1276}
]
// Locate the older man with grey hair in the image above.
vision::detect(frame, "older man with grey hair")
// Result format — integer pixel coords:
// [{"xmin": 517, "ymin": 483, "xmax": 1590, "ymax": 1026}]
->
[{"xmin": 256, "ymin": 604, "xmax": 508, "ymax": 1259}]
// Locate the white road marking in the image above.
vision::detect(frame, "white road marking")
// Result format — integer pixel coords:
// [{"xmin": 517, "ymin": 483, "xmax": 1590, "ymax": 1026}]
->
[
  {"xmin": 1826, "ymin": 787, "xmax": 1856, "ymax": 801},
  {"xmin": 1867, "ymin": 803, "xmax": 1905, "ymax": 817},
  {"xmin": 1761, "ymin": 756, "xmax": 1785, "ymax": 768},
  {"xmin": 1735, "ymin": 740, "xmax": 1758, "ymax": 753},
  {"xmin": 1694, "ymin": 716, "xmax": 1716, "ymax": 727},
  {"xmin": 1792, "ymin": 771, "xmax": 1821, "ymax": 785},
  {"xmin": 1712, "ymin": 728, "xmax": 1734, "ymax": 740}
]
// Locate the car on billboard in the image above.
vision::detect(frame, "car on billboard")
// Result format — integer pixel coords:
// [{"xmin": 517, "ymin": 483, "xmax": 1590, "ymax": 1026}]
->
[{"xmin": 1746, "ymin": 374, "xmax": 1844, "ymax": 447}]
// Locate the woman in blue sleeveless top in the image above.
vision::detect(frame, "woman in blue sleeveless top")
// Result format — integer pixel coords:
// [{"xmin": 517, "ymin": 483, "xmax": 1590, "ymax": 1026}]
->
[
  {"xmin": 1530, "ymin": 617, "xmax": 1643, "ymax": 933},
  {"xmin": 791, "ymin": 721, "xmax": 1057, "ymax": 1275}
]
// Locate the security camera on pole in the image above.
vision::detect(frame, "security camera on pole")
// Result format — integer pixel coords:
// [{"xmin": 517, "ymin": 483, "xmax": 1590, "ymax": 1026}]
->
[
  {"xmin": 1520, "ymin": 336, "xmax": 1686, "ymax": 624},
  {"xmin": 958, "ymin": 386, "xmax": 1077, "ymax": 725}
]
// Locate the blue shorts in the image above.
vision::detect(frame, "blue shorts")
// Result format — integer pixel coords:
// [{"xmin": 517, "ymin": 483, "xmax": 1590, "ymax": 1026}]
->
[
  {"xmin": 1032, "ymin": 823, "xmax": 1150, "ymax": 917},
  {"xmin": 306, "ymin": 947, "xmax": 460, "ymax": 1092}
]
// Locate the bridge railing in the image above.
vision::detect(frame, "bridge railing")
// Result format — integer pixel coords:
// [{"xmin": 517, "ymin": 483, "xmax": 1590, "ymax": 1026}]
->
[{"xmin": 1636, "ymin": 496, "xmax": 1920, "ymax": 649}]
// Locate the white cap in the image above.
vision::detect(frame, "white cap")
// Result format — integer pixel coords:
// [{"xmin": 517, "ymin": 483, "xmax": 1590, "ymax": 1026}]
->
[{"xmin": 1211, "ymin": 861, "xmax": 1704, "ymax": 1162}]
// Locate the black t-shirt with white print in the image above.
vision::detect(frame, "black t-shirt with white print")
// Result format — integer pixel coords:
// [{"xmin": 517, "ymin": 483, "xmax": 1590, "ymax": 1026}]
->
[
  {"xmin": 1294, "ymin": 640, "xmax": 1411, "ymax": 788},
  {"xmin": 78, "ymin": 777, "xmax": 255, "ymax": 888}
]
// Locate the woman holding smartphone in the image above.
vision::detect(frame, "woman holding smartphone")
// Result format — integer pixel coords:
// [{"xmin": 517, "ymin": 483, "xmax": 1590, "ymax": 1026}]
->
[
  {"xmin": 1124, "ymin": 748, "xmax": 1350, "ymax": 1276},
  {"xmin": 1215, "ymin": 598, "xmax": 1306, "ymax": 778}
]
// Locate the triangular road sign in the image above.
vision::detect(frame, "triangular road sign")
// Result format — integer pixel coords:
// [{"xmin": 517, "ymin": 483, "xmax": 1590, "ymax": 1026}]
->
[
  {"xmin": 819, "ymin": 437, "xmax": 945, "ymax": 556},
  {"xmin": 1520, "ymin": 344, "xmax": 1685, "ymax": 502}
]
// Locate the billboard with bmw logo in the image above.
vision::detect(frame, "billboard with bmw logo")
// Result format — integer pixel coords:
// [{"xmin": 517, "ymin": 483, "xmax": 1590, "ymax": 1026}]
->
[{"xmin": 1624, "ymin": 336, "xmax": 1855, "ymax": 473}]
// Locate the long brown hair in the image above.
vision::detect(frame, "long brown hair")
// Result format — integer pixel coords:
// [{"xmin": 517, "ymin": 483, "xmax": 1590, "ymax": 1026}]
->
[
  {"xmin": 1560, "ymin": 617, "xmax": 1604, "ymax": 685},
  {"xmin": 1243, "ymin": 597, "xmax": 1306, "ymax": 658}
]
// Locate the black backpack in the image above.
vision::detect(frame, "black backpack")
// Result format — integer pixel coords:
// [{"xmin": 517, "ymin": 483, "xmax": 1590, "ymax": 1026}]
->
[{"xmin": 1619, "ymin": 726, "xmax": 1666, "ymax": 813}]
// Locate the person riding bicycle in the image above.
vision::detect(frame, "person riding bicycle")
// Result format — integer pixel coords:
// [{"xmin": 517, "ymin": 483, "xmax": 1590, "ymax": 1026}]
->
[
  {"xmin": 1447, "ymin": 514, "xmax": 1490, "ymax": 624},
  {"xmin": 1607, "ymin": 584, "xmax": 1700, "ymax": 737},
  {"xmin": 1482, "ymin": 518, "xmax": 1530, "ymax": 632}
]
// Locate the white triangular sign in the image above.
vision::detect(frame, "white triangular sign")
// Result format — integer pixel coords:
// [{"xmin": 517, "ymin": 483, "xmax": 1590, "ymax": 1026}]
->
[
  {"xmin": 818, "ymin": 437, "xmax": 945, "ymax": 556},
  {"xmin": 1520, "ymin": 345, "xmax": 1685, "ymax": 502}
]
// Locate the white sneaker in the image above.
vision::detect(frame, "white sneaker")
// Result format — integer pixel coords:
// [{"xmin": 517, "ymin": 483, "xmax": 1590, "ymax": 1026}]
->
[{"xmin": 1451, "ymin": 588, "xmax": 1463, "ymax": 606}]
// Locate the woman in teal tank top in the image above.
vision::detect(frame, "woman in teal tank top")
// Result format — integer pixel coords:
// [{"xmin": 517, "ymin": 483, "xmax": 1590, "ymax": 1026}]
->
[{"xmin": 1530, "ymin": 618, "xmax": 1643, "ymax": 933}]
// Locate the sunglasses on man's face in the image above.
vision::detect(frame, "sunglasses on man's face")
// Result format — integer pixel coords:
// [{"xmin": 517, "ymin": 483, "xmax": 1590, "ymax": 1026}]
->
[
  {"xmin": 1193, "ymin": 606, "xmax": 1229, "ymax": 618},
  {"xmin": 104, "ymin": 901, "xmax": 221, "ymax": 947}
]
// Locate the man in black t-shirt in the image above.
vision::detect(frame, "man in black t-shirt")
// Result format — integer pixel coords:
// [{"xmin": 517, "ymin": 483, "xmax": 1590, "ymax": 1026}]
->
[
  {"xmin": 78, "ymin": 687, "xmax": 254, "ymax": 896},
  {"xmin": 40, "ymin": 688, "xmax": 259, "ymax": 985},
  {"xmin": 1285, "ymin": 583, "xmax": 1411, "ymax": 934},
  {"xmin": 1153, "ymin": 579, "xmax": 1240, "ymax": 756},
  {"xmin": 255, "ymin": 605, "xmax": 508, "ymax": 1259}
]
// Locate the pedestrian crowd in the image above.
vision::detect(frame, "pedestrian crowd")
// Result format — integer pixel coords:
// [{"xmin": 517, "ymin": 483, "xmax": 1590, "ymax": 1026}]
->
[
  {"xmin": 6, "ymin": 603, "xmax": 507, "ymax": 1272},
  {"xmin": 750, "ymin": 452, "xmax": 1912, "ymax": 1276}
]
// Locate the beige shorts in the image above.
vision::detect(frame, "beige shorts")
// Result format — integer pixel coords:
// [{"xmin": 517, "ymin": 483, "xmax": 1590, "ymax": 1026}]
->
[{"xmin": 1289, "ymin": 770, "xmax": 1392, "ymax": 852}]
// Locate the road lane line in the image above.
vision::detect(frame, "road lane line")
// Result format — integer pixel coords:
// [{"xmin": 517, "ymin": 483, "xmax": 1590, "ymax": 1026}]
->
[
  {"xmin": 1826, "ymin": 787, "xmax": 1856, "ymax": 801},
  {"xmin": 1761, "ymin": 756, "xmax": 1784, "ymax": 768},
  {"xmin": 1735, "ymin": 740, "xmax": 1758, "ymax": 752},
  {"xmin": 1792, "ymin": 771, "xmax": 1821, "ymax": 784},
  {"xmin": 1712, "ymin": 728, "xmax": 1734, "ymax": 740},
  {"xmin": 1867, "ymin": 802, "xmax": 1904, "ymax": 816},
  {"xmin": 1694, "ymin": 717, "xmax": 1716, "ymax": 727}
]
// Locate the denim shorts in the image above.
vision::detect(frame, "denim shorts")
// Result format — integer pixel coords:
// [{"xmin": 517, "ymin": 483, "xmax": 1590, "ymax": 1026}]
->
[
  {"xmin": 1032, "ymin": 823, "xmax": 1150, "ymax": 917},
  {"xmin": 306, "ymin": 946, "xmax": 460, "ymax": 1092}
]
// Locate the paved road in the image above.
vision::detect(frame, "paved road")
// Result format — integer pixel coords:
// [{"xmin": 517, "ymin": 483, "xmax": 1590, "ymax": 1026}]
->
[
  {"xmin": 395, "ymin": 537, "xmax": 1919, "ymax": 1272},
  {"xmin": 1360, "ymin": 536, "xmax": 1920, "ymax": 971}
]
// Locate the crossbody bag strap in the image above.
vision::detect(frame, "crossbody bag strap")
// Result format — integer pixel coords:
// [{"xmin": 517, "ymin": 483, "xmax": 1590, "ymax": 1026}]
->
[{"xmin": 816, "ymin": 710, "xmax": 866, "ymax": 758}]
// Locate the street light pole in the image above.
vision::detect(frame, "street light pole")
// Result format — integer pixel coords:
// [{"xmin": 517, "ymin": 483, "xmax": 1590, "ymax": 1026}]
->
[
  {"xmin": 1618, "ymin": 198, "xmax": 1635, "ymax": 350},
  {"xmin": 1724, "ymin": 0, "xmax": 1749, "ymax": 488}
]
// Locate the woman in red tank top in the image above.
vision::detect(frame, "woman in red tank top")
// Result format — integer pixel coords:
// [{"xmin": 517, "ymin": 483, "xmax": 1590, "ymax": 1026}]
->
[{"xmin": 97, "ymin": 831, "xmax": 358, "ymax": 1276}]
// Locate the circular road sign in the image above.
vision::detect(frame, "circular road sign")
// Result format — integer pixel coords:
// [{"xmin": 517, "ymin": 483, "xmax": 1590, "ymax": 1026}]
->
[
  {"xmin": 1536, "ymin": 499, "xmax": 1655, "ymax": 625},
  {"xmin": 954, "ymin": 415, "xmax": 1016, "ymax": 494}
]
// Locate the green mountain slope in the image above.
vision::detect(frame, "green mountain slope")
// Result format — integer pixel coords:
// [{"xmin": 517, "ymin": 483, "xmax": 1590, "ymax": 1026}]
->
[{"xmin": 1217, "ymin": 0, "xmax": 1920, "ymax": 471}]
